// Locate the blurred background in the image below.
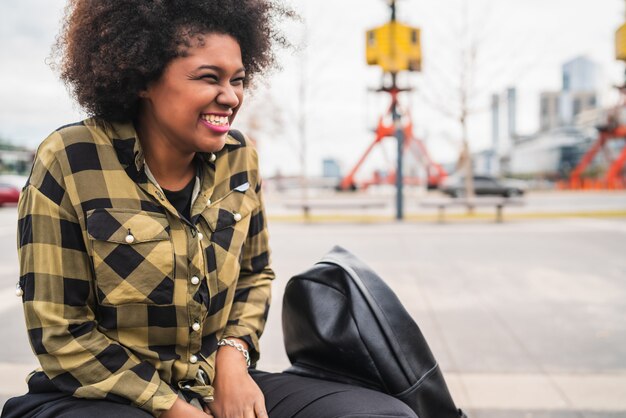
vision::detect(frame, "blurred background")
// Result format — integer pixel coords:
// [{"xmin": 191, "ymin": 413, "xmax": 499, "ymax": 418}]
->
[{"xmin": 1, "ymin": 1, "xmax": 625, "ymax": 417}]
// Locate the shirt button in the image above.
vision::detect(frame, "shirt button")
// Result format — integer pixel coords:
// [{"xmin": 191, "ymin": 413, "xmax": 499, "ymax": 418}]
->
[
  {"xmin": 192, "ymin": 322, "xmax": 201, "ymax": 332},
  {"xmin": 233, "ymin": 213, "xmax": 242, "ymax": 222},
  {"xmin": 190, "ymin": 355, "xmax": 198, "ymax": 364},
  {"xmin": 15, "ymin": 284, "xmax": 23, "ymax": 297},
  {"xmin": 206, "ymin": 198, "xmax": 212, "ymax": 206},
  {"xmin": 190, "ymin": 276, "xmax": 200, "ymax": 285},
  {"xmin": 209, "ymin": 153, "xmax": 217, "ymax": 162},
  {"xmin": 197, "ymin": 232, "xmax": 204, "ymax": 240},
  {"xmin": 125, "ymin": 234, "xmax": 135, "ymax": 244}
]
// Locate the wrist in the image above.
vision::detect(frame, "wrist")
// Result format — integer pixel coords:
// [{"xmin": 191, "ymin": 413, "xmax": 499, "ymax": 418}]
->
[
  {"xmin": 217, "ymin": 338, "xmax": 250, "ymax": 367},
  {"xmin": 222, "ymin": 337, "xmax": 248, "ymax": 350}
]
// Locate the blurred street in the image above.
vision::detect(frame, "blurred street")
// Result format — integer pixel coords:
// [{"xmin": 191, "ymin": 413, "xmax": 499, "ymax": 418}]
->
[
  {"xmin": 265, "ymin": 189, "xmax": 626, "ymax": 221},
  {"xmin": 0, "ymin": 194, "xmax": 625, "ymax": 417}
]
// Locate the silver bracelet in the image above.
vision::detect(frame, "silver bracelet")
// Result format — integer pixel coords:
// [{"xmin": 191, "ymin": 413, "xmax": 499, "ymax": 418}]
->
[{"xmin": 217, "ymin": 339, "xmax": 251, "ymax": 367}]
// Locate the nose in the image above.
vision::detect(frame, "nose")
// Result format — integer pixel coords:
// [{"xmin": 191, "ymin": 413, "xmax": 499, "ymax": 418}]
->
[{"xmin": 216, "ymin": 84, "xmax": 240, "ymax": 109}]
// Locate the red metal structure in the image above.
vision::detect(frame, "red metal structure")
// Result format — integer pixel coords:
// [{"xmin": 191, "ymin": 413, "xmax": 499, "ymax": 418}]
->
[
  {"xmin": 566, "ymin": 10, "xmax": 626, "ymax": 190},
  {"xmin": 338, "ymin": 88, "xmax": 447, "ymax": 191},
  {"xmin": 567, "ymin": 90, "xmax": 626, "ymax": 190}
]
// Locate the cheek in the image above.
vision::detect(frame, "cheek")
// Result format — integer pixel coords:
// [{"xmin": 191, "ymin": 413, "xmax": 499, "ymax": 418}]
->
[
  {"xmin": 151, "ymin": 92, "xmax": 187, "ymax": 121},
  {"xmin": 164, "ymin": 105, "xmax": 192, "ymax": 127}
]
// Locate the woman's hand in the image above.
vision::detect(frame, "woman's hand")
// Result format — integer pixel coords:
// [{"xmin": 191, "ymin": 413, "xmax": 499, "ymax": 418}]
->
[
  {"xmin": 206, "ymin": 339, "xmax": 267, "ymax": 418},
  {"xmin": 161, "ymin": 398, "xmax": 212, "ymax": 418}
]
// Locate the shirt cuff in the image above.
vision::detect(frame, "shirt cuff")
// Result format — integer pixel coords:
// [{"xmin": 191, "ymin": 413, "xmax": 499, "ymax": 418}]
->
[{"xmin": 139, "ymin": 379, "xmax": 179, "ymax": 417}]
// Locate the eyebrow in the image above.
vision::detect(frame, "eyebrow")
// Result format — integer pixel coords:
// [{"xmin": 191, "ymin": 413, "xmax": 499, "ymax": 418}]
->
[{"xmin": 195, "ymin": 65, "xmax": 246, "ymax": 73}]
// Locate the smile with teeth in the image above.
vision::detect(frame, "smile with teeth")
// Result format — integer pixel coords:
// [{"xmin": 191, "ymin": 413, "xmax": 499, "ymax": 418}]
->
[{"xmin": 201, "ymin": 114, "xmax": 229, "ymax": 126}]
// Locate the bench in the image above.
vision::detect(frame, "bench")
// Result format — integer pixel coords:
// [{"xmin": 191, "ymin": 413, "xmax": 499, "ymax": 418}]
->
[
  {"xmin": 419, "ymin": 197, "xmax": 525, "ymax": 223},
  {"xmin": 284, "ymin": 200, "xmax": 388, "ymax": 218}
]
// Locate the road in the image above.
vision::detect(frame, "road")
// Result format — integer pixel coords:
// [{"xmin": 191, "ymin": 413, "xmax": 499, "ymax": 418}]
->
[{"xmin": 0, "ymin": 194, "xmax": 625, "ymax": 417}]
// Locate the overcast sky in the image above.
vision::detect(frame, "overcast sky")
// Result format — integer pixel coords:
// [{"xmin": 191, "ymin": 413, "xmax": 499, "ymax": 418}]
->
[{"xmin": 0, "ymin": 0, "xmax": 623, "ymax": 177}]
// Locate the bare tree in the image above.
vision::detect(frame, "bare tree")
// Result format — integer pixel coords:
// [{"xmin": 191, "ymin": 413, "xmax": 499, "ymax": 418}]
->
[
  {"xmin": 412, "ymin": 0, "xmax": 505, "ymax": 211},
  {"xmin": 413, "ymin": 0, "xmax": 552, "ymax": 212},
  {"xmin": 431, "ymin": 0, "xmax": 483, "ymax": 207}
]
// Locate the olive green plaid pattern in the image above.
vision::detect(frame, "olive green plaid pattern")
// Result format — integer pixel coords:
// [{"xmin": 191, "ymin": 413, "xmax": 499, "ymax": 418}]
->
[{"xmin": 17, "ymin": 118, "xmax": 274, "ymax": 416}]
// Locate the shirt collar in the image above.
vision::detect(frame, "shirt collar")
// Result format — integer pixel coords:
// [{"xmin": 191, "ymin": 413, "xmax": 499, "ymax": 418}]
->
[
  {"xmin": 96, "ymin": 118, "xmax": 146, "ymax": 174},
  {"xmin": 224, "ymin": 135, "xmax": 241, "ymax": 146}
]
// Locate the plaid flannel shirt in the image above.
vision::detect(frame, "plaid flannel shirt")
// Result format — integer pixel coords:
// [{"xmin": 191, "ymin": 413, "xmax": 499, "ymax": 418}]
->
[{"xmin": 17, "ymin": 117, "xmax": 274, "ymax": 416}]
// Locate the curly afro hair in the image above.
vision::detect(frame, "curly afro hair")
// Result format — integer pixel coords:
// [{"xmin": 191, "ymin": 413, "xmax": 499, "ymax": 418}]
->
[{"xmin": 53, "ymin": 0, "xmax": 294, "ymax": 122}]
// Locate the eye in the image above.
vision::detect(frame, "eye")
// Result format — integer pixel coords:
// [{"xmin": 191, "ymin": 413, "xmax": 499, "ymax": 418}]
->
[
  {"xmin": 198, "ymin": 74, "xmax": 219, "ymax": 82},
  {"xmin": 231, "ymin": 76, "xmax": 246, "ymax": 86}
]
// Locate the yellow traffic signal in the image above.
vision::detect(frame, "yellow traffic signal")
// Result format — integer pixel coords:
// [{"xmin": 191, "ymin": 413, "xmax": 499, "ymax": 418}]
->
[
  {"xmin": 617, "ymin": 23, "xmax": 626, "ymax": 61},
  {"xmin": 365, "ymin": 21, "xmax": 422, "ymax": 73}
]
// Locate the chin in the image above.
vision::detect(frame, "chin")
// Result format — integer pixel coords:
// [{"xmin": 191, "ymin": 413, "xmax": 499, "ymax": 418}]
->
[{"xmin": 198, "ymin": 135, "xmax": 227, "ymax": 153}]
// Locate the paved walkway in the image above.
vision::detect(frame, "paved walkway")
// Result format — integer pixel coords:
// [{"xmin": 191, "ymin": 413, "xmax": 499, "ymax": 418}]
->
[{"xmin": 259, "ymin": 220, "xmax": 626, "ymax": 417}]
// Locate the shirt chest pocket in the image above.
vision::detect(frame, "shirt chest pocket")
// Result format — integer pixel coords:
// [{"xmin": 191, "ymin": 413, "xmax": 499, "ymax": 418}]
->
[
  {"xmin": 87, "ymin": 208, "xmax": 174, "ymax": 306},
  {"xmin": 201, "ymin": 186, "xmax": 259, "ymax": 273}
]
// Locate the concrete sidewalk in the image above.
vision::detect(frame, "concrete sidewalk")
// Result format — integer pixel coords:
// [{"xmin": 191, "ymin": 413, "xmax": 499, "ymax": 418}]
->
[
  {"xmin": 258, "ymin": 220, "xmax": 626, "ymax": 418},
  {"xmin": 0, "ymin": 211, "xmax": 625, "ymax": 417}
]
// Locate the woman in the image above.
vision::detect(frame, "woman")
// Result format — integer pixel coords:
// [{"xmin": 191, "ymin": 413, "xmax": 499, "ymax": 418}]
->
[{"xmin": 2, "ymin": 1, "xmax": 418, "ymax": 417}]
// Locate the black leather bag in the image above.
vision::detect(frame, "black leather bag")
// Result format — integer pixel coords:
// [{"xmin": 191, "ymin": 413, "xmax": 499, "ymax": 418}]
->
[{"xmin": 282, "ymin": 246, "xmax": 466, "ymax": 418}]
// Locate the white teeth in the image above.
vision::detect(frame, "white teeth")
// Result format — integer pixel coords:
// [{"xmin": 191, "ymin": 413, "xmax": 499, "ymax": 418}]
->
[{"xmin": 202, "ymin": 115, "xmax": 228, "ymax": 126}]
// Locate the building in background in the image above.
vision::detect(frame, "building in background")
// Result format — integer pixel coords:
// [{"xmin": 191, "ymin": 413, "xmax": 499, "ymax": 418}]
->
[
  {"xmin": 508, "ymin": 128, "xmax": 591, "ymax": 180},
  {"xmin": 480, "ymin": 87, "xmax": 518, "ymax": 176},
  {"xmin": 540, "ymin": 92, "xmax": 561, "ymax": 132},
  {"xmin": 504, "ymin": 56, "xmax": 601, "ymax": 179},
  {"xmin": 322, "ymin": 158, "xmax": 342, "ymax": 179},
  {"xmin": 539, "ymin": 56, "xmax": 599, "ymax": 132},
  {"xmin": 562, "ymin": 56, "xmax": 599, "ymax": 92},
  {"xmin": 0, "ymin": 136, "xmax": 34, "ymax": 176}
]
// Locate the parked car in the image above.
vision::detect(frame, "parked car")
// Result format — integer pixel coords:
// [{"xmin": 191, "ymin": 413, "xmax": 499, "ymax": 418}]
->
[
  {"xmin": 0, "ymin": 183, "xmax": 21, "ymax": 205},
  {"xmin": 439, "ymin": 175, "xmax": 526, "ymax": 198}
]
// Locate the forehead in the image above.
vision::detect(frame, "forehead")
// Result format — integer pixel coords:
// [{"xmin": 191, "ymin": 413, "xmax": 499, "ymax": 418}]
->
[{"xmin": 177, "ymin": 32, "xmax": 244, "ymax": 69}]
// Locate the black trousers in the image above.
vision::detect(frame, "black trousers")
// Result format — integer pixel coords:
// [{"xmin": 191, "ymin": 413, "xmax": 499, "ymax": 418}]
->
[{"xmin": 1, "ymin": 370, "xmax": 417, "ymax": 418}]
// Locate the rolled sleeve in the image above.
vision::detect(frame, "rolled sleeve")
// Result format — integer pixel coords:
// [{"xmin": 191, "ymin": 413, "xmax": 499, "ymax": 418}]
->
[
  {"xmin": 222, "ymin": 180, "xmax": 274, "ymax": 365},
  {"xmin": 18, "ymin": 159, "xmax": 178, "ymax": 416}
]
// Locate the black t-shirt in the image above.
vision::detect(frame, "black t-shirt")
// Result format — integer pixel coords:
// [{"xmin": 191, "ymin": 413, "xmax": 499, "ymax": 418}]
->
[{"xmin": 162, "ymin": 176, "xmax": 195, "ymax": 221}]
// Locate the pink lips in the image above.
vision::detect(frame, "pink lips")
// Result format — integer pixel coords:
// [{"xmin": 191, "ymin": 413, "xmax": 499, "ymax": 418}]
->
[{"xmin": 199, "ymin": 114, "xmax": 231, "ymax": 134}]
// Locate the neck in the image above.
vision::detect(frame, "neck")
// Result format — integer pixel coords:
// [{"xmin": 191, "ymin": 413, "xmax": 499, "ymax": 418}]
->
[{"xmin": 135, "ymin": 116, "xmax": 196, "ymax": 192}]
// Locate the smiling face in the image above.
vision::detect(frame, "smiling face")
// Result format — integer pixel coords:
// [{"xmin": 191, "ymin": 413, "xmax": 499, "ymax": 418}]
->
[{"xmin": 137, "ymin": 32, "xmax": 245, "ymax": 155}]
